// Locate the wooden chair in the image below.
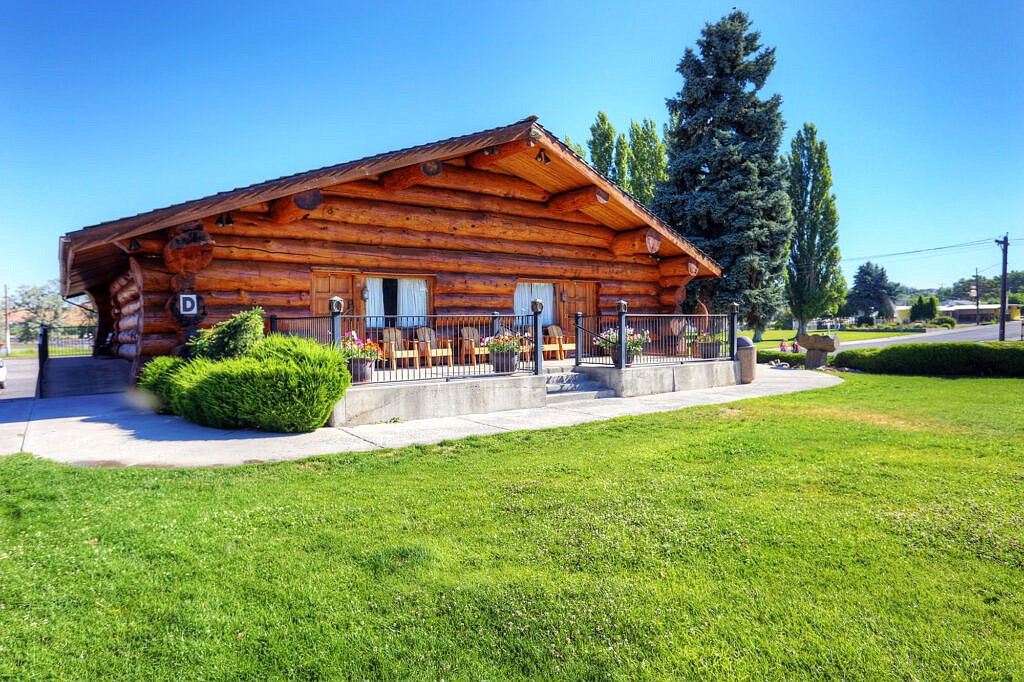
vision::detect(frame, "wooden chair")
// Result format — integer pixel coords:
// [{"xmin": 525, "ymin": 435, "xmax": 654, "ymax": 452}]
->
[
  {"xmin": 415, "ymin": 326, "xmax": 454, "ymax": 368},
  {"xmin": 545, "ymin": 324, "xmax": 575, "ymax": 360},
  {"xmin": 459, "ymin": 327, "xmax": 490, "ymax": 366},
  {"xmin": 381, "ymin": 328, "xmax": 420, "ymax": 371}
]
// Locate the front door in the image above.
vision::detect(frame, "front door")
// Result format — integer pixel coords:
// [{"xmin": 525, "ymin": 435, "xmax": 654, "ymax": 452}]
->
[
  {"xmin": 310, "ymin": 271, "xmax": 366, "ymax": 341},
  {"xmin": 558, "ymin": 281, "xmax": 597, "ymax": 333}
]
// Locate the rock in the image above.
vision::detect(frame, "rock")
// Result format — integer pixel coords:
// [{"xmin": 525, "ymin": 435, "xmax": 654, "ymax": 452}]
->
[
  {"xmin": 798, "ymin": 333, "xmax": 840, "ymax": 352},
  {"xmin": 805, "ymin": 348, "xmax": 829, "ymax": 370}
]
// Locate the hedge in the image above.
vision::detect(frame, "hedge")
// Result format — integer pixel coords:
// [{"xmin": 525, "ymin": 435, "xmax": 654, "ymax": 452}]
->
[
  {"xmin": 833, "ymin": 342, "xmax": 1024, "ymax": 377},
  {"xmin": 137, "ymin": 333, "xmax": 352, "ymax": 432},
  {"xmin": 756, "ymin": 350, "xmax": 819, "ymax": 368}
]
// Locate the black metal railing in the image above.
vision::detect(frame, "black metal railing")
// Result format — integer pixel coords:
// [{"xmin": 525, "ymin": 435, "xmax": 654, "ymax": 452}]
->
[
  {"xmin": 266, "ymin": 311, "xmax": 553, "ymax": 384},
  {"xmin": 38, "ymin": 324, "xmax": 97, "ymax": 359},
  {"xmin": 574, "ymin": 304, "xmax": 738, "ymax": 367}
]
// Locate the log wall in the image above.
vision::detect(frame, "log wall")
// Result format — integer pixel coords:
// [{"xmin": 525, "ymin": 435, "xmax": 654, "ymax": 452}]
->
[{"xmin": 102, "ymin": 160, "xmax": 701, "ymax": 362}]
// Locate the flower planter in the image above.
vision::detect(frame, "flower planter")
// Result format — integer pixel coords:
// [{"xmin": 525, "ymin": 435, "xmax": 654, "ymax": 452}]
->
[
  {"xmin": 348, "ymin": 357, "xmax": 375, "ymax": 383},
  {"xmin": 491, "ymin": 350, "xmax": 520, "ymax": 374},
  {"xmin": 611, "ymin": 345, "xmax": 639, "ymax": 368}
]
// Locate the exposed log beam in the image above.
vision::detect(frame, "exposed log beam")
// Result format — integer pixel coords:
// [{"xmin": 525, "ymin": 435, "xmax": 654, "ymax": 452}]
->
[
  {"xmin": 378, "ymin": 160, "xmax": 444, "ymax": 192},
  {"xmin": 610, "ymin": 227, "xmax": 661, "ymax": 256},
  {"xmin": 658, "ymin": 256, "xmax": 699, "ymax": 278},
  {"xmin": 466, "ymin": 139, "xmax": 537, "ymax": 169},
  {"xmin": 162, "ymin": 221, "xmax": 215, "ymax": 274},
  {"xmin": 547, "ymin": 186, "xmax": 609, "ymax": 214},
  {"xmin": 115, "ymin": 237, "xmax": 165, "ymax": 255},
  {"xmin": 268, "ymin": 189, "xmax": 323, "ymax": 224}
]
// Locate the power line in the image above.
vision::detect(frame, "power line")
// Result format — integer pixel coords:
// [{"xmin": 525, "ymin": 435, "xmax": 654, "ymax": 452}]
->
[{"xmin": 841, "ymin": 238, "xmax": 993, "ymax": 263}]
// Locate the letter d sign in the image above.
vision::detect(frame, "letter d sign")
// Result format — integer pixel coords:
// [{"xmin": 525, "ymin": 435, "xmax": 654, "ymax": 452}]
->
[{"xmin": 179, "ymin": 294, "xmax": 198, "ymax": 316}]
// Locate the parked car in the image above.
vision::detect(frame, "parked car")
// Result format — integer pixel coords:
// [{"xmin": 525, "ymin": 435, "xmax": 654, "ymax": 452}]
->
[{"xmin": 0, "ymin": 357, "xmax": 6, "ymax": 389}]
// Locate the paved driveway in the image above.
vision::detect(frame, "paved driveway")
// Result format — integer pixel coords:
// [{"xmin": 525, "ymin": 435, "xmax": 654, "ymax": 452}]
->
[
  {"xmin": 840, "ymin": 320, "xmax": 1022, "ymax": 350},
  {"xmin": 0, "ymin": 357, "xmax": 38, "ymax": 400}
]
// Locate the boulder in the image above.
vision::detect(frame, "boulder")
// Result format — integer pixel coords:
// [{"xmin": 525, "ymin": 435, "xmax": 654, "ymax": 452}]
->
[{"xmin": 798, "ymin": 333, "xmax": 840, "ymax": 352}]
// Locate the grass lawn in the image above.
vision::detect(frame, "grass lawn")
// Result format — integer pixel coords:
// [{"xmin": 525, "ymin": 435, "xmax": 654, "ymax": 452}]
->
[
  {"xmin": 751, "ymin": 328, "xmax": 921, "ymax": 349},
  {"xmin": 2, "ymin": 374, "xmax": 1023, "ymax": 679}
]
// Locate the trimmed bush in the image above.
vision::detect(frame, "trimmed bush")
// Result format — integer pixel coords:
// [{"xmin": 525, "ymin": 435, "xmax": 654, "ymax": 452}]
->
[
  {"xmin": 931, "ymin": 315, "xmax": 957, "ymax": 329},
  {"xmin": 833, "ymin": 342, "xmax": 1024, "ymax": 377},
  {"xmin": 160, "ymin": 335, "xmax": 352, "ymax": 432},
  {"xmin": 757, "ymin": 350, "xmax": 818, "ymax": 368},
  {"xmin": 136, "ymin": 356, "xmax": 186, "ymax": 413},
  {"xmin": 188, "ymin": 307, "xmax": 265, "ymax": 360}
]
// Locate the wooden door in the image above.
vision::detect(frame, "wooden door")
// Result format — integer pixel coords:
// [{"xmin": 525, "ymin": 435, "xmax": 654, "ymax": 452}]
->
[
  {"xmin": 311, "ymin": 272, "xmax": 356, "ymax": 315},
  {"xmin": 558, "ymin": 281, "xmax": 597, "ymax": 333}
]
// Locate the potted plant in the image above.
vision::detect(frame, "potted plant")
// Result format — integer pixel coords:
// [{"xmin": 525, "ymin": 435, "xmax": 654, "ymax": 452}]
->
[
  {"xmin": 593, "ymin": 327, "xmax": 650, "ymax": 367},
  {"xmin": 692, "ymin": 333, "xmax": 721, "ymax": 359},
  {"xmin": 483, "ymin": 333, "xmax": 525, "ymax": 374},
  {"xmin": 339, "ymin": 332, "xmax": 383, "ymax": 383}
]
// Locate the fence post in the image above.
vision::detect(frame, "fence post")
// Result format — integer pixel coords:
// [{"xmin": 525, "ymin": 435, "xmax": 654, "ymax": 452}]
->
[
  {"xmin": 491, "ymin": 311, "xmax": 501, "ymax": 337},
  {"xmin": 38, "ymin": 325, "xmax": 49, "ymax": 370},
  {"xmin": 729, "ymin": 302, "xmax": 739, "ymax": 360},
  {"xmin": 531, "ymin": 299, "xmax": 543, "ymax": 375},
  {"xmin": 269, "ymin": 314, "xmax": 278, "ymax": 333},
  {"xmin": 616, "ymin": 300, "xmax": 628, "ymax": 369},
  {"xmin": 575, "ymin": 311, "xmax": 583, "ymax": 367}
]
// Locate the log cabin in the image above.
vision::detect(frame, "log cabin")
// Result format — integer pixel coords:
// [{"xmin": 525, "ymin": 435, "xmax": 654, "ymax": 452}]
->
[{"xmin": 58, "ymin": 117, "xmax": 721, "ymax": 372}]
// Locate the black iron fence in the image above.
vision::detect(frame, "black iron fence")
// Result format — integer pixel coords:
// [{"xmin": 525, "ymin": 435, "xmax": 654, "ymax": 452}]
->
[
  {"xmin": 574, "ymin": 310, "xmax": 734, "ymax": 367},
  {"xmin": 266, "ymin": 302, "xmax": 738, "ymax": 384},
  {"xmin": 38, "ymin": 325, "xmax": 97, "ymax": 360}
]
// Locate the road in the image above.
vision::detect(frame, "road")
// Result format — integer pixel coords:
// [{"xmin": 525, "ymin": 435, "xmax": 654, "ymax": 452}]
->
[
  {"xmin": 840, "ymin": 320, "xmax": 1023, "ymax": 350},
  {"xmin": 0, "ymin": 357, "xmax": 39, "ymax": 400}
]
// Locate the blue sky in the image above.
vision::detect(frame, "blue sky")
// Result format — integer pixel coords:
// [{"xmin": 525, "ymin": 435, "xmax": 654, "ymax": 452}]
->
[{"xmin": 1, "ymin": 0, "xmax": 1021, "ymax": 293}]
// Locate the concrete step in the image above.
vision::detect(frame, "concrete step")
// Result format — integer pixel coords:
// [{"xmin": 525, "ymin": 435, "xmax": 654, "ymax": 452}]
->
[{"xmin": 545, "ymin": 388, "xmax": 617, "ymax": 405}]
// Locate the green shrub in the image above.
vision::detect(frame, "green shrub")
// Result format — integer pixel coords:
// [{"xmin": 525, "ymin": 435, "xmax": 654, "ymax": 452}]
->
[
  {"xmin": 855, "ymin": 315, "xmax": 874, "ymax": 327},
  {"xmin": 757, "ymin": 350, "xmax": 817, "ymax": 368},
  {"xmin": 136, "ymin": 356, "xmax": 186, "ymax": 412},
  {"xmin": 162, "ymin": 334, "xmax": 351, "ymax": 432},
  {"xmin": 833, "ymin": 342, "xmax": 1024, "ymax": 377},
  {"xmin": 188, "ymin": 307, "xmax": 265, "ymax": 360},
  {"xmin": 931, "ymin": 315, "xmax": 957, "ymax": 329}
]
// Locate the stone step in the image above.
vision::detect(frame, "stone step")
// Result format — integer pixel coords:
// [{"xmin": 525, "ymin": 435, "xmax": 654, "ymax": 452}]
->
[
  {"xmin": 545, "ymin": 380, "xmax": 606, "ymax": 394},
  {"xmin": 545, "ymin": 388, "xmax": 617, "ymax": 405}
]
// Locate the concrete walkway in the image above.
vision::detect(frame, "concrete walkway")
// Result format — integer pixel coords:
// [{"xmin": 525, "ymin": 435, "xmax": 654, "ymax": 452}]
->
[{"xmin": 0, "ymin": 365, "xmax": 842, "ymax": 468}]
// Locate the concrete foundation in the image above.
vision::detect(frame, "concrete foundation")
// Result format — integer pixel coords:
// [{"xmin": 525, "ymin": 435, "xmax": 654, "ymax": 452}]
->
[
  {"xmin": 330, "ymin": 374, "xmax": 548, "ymax": 426},
  {"xmin": 575, "ymin": 360, "xmax": 741, "ymax": 398}
]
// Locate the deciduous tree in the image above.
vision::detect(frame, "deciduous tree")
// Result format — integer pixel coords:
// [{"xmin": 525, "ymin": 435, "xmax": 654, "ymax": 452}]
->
[{"xmin": 587, "ymin": 112, "xmax": 616, "ymax": 177}]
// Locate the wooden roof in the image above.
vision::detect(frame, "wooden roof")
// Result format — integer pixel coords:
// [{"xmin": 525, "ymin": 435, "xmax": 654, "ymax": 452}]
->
[{"xmin": 60, "ymin": 117, "xmax": 720, "ymax": 296}]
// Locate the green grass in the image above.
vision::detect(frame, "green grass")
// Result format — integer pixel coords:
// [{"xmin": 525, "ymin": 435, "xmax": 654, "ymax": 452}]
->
[
  {"xmin": 2, "ymin": 374, "xmax": 1024, "ymax": 679},
  {"xmin": 751, "ymin": 328, "xmax": 920, "ymax": 349}
]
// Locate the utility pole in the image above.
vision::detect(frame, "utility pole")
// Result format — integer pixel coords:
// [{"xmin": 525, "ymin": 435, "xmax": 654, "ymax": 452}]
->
[
  {"xmin": 975, "ymin": 268, "xmax": 981, "ymax": 326},
  {"xmin": 996, "ymin": 234, "xmax": 1009, "ymax": 341}
]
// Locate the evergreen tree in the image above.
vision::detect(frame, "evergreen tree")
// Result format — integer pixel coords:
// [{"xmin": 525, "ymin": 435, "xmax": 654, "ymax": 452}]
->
[
  {"xmin": 612, "ymin": 133, "xmax": 632, "ymax": 194},
  {"xmin": 628, "ymin": 119, "xmax": 668, "ymax": 207},
  {"xmin": 587, "ymin": 112, "xmax": 616, "ymax": 177},
  {"xmin": 846, "ymin": 261, "xmax": 897, "ymax": 318},
  {"xmin": 784, "ymin": 123, "xmax": 845, "ymax": 335},
  {"xmin": 651, "ymin": 11, "xmax": 793, "ymax": 339},
  {"xmin": 909, "ymin": 295, "xmax": 926, "ymax": 321}
]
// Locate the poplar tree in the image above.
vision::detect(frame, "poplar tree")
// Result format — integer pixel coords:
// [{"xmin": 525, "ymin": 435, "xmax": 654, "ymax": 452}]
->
[
  {"xmin": 612, "ymin": 133, "xmax": 632, "ymax": 194},
  {"xmin": 652, "ymin": 11, "xmax": 793, "ymax": 339},
  {"xmin": 784, "ymin": 123, "xmax": 845, "ymax": 335},
  {"xmin": 587, "ymin": 112, "xmax": 616, "ymax": 177},
  {"xmin": 563, "ymin": 135, "xmax": 587, "ymax": 160},
  {"xmin": 627, "ymin": 119, "xmax": 668, "ymax": 207}
]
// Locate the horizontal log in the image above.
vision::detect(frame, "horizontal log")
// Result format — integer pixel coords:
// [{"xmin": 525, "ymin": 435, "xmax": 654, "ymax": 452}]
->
[
  {"xmin": 610, "ymin": 228, "xmax": 661, "ymax": 256},
  {"xmin": 658, "ymin": 256, "xmax": 699, "ymax": 278},
  {"xmin": 130, "ymin": 256, "xmax": 172, "ymax": 292},
  {"xmin": 203, "ymin": 290, "xmax": 311, "ymax": 308},
  {"xmin": 109, "ymin": 271, "xmax": 134, "ymax": 295},
  {"xmin": 113, "ymin": 285, "xmax": 141, "ymax": 307},
  {"xmin": 201, "ymin": 305, "xmax": 308, "ymax": 325},
  {"xmin": 117, "ymin": 298, "xmax": 142, "ymax": 318},
  {"xmin": 466, "ymin": 139, "xmax": 537, "ymax": 169},
  {"xmin": 117, "ymin": 312, "xmax": 140, "ymax": 331},
  {"xmin": 211, "ymin": 218, "xmax": 622, "ymax": 264},
  {"xmin": 658, "ymin": 275, "xmax": 697, "ymax": 290},
  {"xmin": 323, "ymin": 179, "xmax": 600, "ymax": 225},
  {"xmin": 311, "ymin": 197, "xmax": 615, "ymax": 248},
  {"xmin": 433, "ymin": 293, "xmax": 513, "ymax": 311},
  {"xmin": 547, "ymin": 185, "xmax": 609, "ymax": 213},
  {"xmin": 116, "ymin": 343, "xmax": 137, "ymax": 360},
  {"xmin": 599, "ymin": 294, "xmax": 661, "ymax": 310},
  {"xmin": 597, "ymin": 281, "xmax": 661, "ymax": 297},
  {"xmin": 210, "ymin": 237, "xmax": 659, "ymax": 282},
  {"xmin": 116, "ymin": 330, "xmax": 138, "ymax": 345},
  {"xmin": 413, "ymin": 163, "xmax": 551, "ymax": 202},
  {"xmin": 659, "ymin": 292, "xmax": 679, "ymax": 307},
  {"xmin": 269, "ymin": 189, "xmax": 323, "ymax": 225},
  {"xmin": 433, "ymin": 273, "xmax": 516, "ymax": 296},
  {"xmin": 140, "ymin": 334, "xmax": 179, "ymax": 356},
  {"xmin": 378, "ymin": 160, "xmax": 444, "ymax": 192},
  {"xmin": 432, "ymin": 306, "xmax": 515, "ymax": 317},
  {"xmin": 192, "ymin": 260, "xmax": 311, "ymax": 293}
]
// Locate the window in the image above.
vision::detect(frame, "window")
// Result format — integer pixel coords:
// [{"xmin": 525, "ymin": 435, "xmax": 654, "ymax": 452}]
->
[
  {"xmin": 514, "ymin": 282, "xmax": 555, "ymax": 326},
  {"xmin": 365, "ymin": 277, "xmax": 428, "ymax": 326}
]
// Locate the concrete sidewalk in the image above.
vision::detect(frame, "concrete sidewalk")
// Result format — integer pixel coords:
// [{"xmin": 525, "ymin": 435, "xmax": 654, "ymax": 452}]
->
[{"xmin": 0, "ymin": 365, "xmax": 842, "ymax": 468}]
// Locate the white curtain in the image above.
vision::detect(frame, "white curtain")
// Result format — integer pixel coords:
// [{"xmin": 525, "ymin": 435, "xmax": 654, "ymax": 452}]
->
[
  {"xmin": 398, "ymin": 278, "xmax": 428, "ymax": 326},
  {"xmin": 365, "ymin": 277, "xmax": 384, "ymax": 326},
  {"xmin": 515, "ymin": 282, "xmax": 555, "ymax": 326}
]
